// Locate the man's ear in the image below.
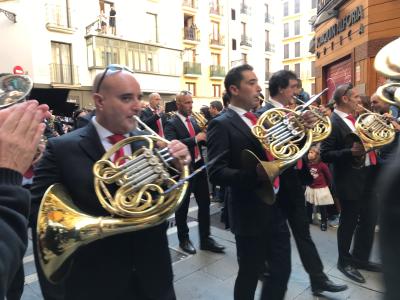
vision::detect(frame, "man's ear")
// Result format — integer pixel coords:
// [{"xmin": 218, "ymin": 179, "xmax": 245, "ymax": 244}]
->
[
  {"xmin": 93, "ymin": 93, "xmax": 104, "ymax": 111},
  {"xmin": 229, "ymin": 85, "xmax": 239, "ymax": 96}
]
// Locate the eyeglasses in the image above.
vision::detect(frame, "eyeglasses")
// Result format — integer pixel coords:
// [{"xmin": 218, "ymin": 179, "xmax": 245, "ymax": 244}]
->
[
  {"xmin": 95, "ymin": 64, "xmax": 134, "ymax": 93},
  {"xmin": 179, "ymin": 90, "xmax": 192, "ymax": 96},
  {"xmin": 340, "ymin": 83, "xmax": 353, "ymax": 98}
]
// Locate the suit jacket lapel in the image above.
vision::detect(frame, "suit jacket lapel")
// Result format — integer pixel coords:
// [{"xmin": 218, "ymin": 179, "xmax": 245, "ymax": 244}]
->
[
  {"xmin": 226, "ymin": 109, "xmax": 265, "ymax": 154},
  {"xmin": 332, "ymin": 112, "xmax": 352, "ymax": 136},
  {"xmin": 78, "ymin": 123, "xmax": 106, "ymax": 162}
]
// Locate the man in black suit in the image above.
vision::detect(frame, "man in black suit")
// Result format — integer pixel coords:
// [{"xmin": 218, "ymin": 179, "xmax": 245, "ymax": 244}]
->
[
  {"xmin": 140, "ymin": 92, "xmax": 167, "ymax": 137},
  {"xmin": 257, "ymin": 70, "xmax": 347, "ymax": 295},
  {"xmin": 30, "ymin": 65, "xmax": 191, "ymax": 300},
  {"xmin": 321, "ymin": 83, "xmax": 381, "ymax": 284},
  {"xmin": 207, "ymin": 64, "xmax": 295, "ymax": 299},
  {"xmin": 0, "ymin": 101, "xmax": 49, "ymax": 299},
  {"xmin": 164, "ymin": 91, "xmax": 225, "ymax": 255}
]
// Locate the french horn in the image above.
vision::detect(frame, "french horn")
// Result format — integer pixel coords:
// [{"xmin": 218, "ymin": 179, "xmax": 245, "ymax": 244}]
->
[
  {"xmin": 37, "ymin": 117, "xmax": 189, "ymax": 282},
  {"xmin": 243, "ymin": 88, "xmax": 330, "ymax": 204},
  {"xmin": 192, "ymin": 111, "xmax": 208, "ymax": 131}
]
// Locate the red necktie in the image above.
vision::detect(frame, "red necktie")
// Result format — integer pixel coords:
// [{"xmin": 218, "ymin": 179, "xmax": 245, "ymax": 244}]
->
[
  {"xmin": 24, "ymin": 166, "xmax": 34, "ymax": 179},
  {"xmin": 108, "ymin": 134, "xmax": 126, "ymax": 165},
  {"xmin": 244, "ymin": 112, "xmax": 280, "ymax": 189},
  {"xmin": 156, "ymin": 117, "xmax": 164, "ymax": 137},
  {"xmin": 186, "ymin": 117, "xmax": 200, "ymax": 160},
  {"xmin": 346, "ymin": 115, "xmax": 377, "ymax": 165}
]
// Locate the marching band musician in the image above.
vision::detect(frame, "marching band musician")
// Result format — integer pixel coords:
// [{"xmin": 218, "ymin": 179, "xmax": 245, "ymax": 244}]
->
[
  {"xmin": 30, "ymin": 65, "xmax": 190, "ymax": 300},
  {"xmin": 164, "ymin": 91, "xmax": 225, "ymax": 255},
  {"xmin": 257, "ymin": 69, "xmax": 347, "ymax": 296},
  {"xmin": 320, "ymin": 84, "xmax": 382, "ymax": 285},
  {"xmin": 140, "ymin": 92, "xmax": 167, "ymax": 137}
]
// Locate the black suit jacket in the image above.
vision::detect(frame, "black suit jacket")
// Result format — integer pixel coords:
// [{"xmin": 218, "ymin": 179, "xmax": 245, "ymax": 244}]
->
[
  {"xmin": 207, "ymin": 108, "xmax": 278, "ymax": 236},
  {"xmin": 164, "ymin": 114, "xmax": 205, "ymax": 168},
  {"xmin": 30, "ymin": 123, "xmax": 173, "ymax": 298},
  {"xmin": 320, "ymin": 112, "xmax": 367, "ymax": 201},
  {"xmin": 140, "ymin": 107, "xmax": 167, "ymax": 135}
]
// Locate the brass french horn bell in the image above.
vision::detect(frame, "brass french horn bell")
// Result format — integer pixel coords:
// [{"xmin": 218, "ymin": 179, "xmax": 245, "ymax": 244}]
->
[{"xmin": 0, "ymin": 74, "xmax": 33, "ymax": 109}]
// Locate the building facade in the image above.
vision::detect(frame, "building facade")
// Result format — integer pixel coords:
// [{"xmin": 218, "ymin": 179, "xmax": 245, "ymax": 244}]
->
[
  {"xmin": 281, "ymin": 0, "xmax": 318, "ymax": 96},
  {"xmin": 313, "ymin": 0, "xmax": 400, "ymax": 102},
  {"xmin": 0, "ymin": 0, "xmax": 281, "ymax": 113}
]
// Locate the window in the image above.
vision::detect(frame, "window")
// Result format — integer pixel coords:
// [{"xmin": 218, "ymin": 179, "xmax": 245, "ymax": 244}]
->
[
  {"xmin": 294, "ymin": 20, "xmax": 300, "ymax": 35},
  {"xmin": 241, "ymin": 53, "xmax": 247, "ymax": 64},
  {"xmin": 241, "ymin": 22, "xmax": 246, "ymax": 36},
  {"xmin": 265, "ymin": 4, "xmax": 269, "ymax": 16},
  {"xmin": 51, "ymin": 41, "xmax": 73, "ymax": 84},
  {"xmin": 283, "ymin": 2, "xmax": 288, "ymax": 17},
  {"xmin": 186, "ymin": 82, "xmax": 196, "ymax": 96},
  {"xmin": 284, "ymin": 65, "xmax": 289, "ymax": 71},
  {"xmin": 146, "ymin": 13, "xmax": 158, "ymax": 43},
  {"xmin": 311, "ymin": 61, "xmax": 315, "ymax": 77},
  {"xmin": 284, "ymin": 23, "xmax": 289, "ymax": 38},
  {"xmin": 294, "ymin": 0, "xmax": 300, "ymax": 14},
  {"xmin": 211, "ymin": 21, "xmax": 220, "ymax": 41},
  {"xmin": 295, "ymin": 42, "xmax": 300, "ymax": 57},
  {"xmin": 264, "ymin": 88, "xmax": 270, "ymax": 100},
  {"xmin": 213, "ymin": 84, "xmax": 221, "ymax": 97},
  {"xmin": 46, "ymin": 0, "xmax": 71, "ymax": 28},
  {"xmin": 311, "ymin": 0, "xmax": 317, "ymax": 9},
  {"xmin": 265, "ymin": 30, "xmax": 270, "ymax": 45},
  {"xmin": 284, "ymin": 44, "xmax": 289, "ymax": 59},
  {"xmin": 294, "ymin": 63, "xmax": 300, "ymax": 77},
  {"xmin": 211, "ymin": 53, "xmax": 220, "ymax": 65},
  {"xmin": 232, "ymin": 39, "xmax": 237, "ymax": 50},
  {"xmin": 231, "ymin": 9, "xmax": 236, "ymax": 20},
  {"xmin": 265, "ymin": 58, "xmax": 270, "ymax": 80}
]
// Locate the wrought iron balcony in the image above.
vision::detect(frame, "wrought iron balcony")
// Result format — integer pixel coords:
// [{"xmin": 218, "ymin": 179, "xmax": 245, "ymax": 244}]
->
[
  {"xmin": 240, "ymin": 3, "xmax": 251, "ymax": 15},
  {"xmin": 265, "ymin": 14, "xmax": 274, "ymax": 24},
  {"xmin": 50, "ymin": 64, "xmax": 79, "ymax": 85},
  {"xmin": 183, "ymin": 62, "xmax": 201, "ymax": 75},
  {"xmin": 240, "ymin": 35, "xmax": 252, "ymax": 47},
  {"xmin": 182, "ymin": 0, "xmax": 198, "ymax": 9},
  {"xmin": 265, "ymin": 43, "xmax": 275, "ymax": 52},
  {"xmin": 210, "ymin": 65, "xmax": 225, "ymax": 78},
  {"xmin": 209, "ymin": 34, "xmax": 225, "ymax": 47},
  {"xmin": 184, "ymin": 27, "xmax": 200, "ymax": 42}
]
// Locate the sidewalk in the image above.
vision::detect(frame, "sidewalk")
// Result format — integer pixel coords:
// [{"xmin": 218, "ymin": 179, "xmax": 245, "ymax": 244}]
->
[{"xmin": 21, "ymin": 202, "xmax": 384, "ymax": 299}]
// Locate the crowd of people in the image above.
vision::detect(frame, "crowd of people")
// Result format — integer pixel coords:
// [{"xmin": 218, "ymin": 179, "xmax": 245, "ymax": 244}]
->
[{"xmin": 1, "ymin": 54, "xmax": 400, "ymax": 300}]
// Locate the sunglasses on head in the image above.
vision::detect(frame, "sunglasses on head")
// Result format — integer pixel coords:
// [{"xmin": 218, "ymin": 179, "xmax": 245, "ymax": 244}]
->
[
  {"xmin": 179, "ymin": 90, "xmax": 192, "ymax": 96},
  {"xmin": 341, "ymin": 83, "xmax": 353, "ymax": 98},
  {"xmin": 95, "ymin": 64, "xmax": 134, "ymax": 93}
]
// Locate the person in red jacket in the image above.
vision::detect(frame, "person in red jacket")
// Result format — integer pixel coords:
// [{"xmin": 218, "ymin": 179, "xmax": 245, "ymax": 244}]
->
[{"xmin": 305, "ymin": 145, "xmax": 334, "ymax": 231}]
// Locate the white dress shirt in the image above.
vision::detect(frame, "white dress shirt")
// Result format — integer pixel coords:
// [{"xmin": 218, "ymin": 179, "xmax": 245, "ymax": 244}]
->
[
  {"xmin": 267, "ymin": 98, "xmax": 284, "ymax": 108},
  {"xmin": 92, "ymin": 116, "xmax": 132, "ymax": 161},
  {"xmin": 228, "ymin": 104, "xmax": 254, "ymax": 128}
]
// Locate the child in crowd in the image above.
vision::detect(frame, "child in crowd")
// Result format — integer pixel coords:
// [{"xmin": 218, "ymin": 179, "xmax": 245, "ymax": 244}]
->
[{"xmin": 305, "ymin": 145, "xmax": 334, "ymax": 231}]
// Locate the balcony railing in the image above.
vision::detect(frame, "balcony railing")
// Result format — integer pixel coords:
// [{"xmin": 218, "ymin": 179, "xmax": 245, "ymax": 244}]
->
[
  {"xmin": 265, "ymin": 14, "xmax": 274, "ymax": 24},
  {"xmin": 210, "ymin": 65, "xmax": 225, "ymax": 78},
  {"xmin": 184, "ymin": 27, "xmax": 200, "ymax": 42},
  {"xmin": 209, "ymin": 34, "xmax": 225, "ymax": 47},
  {"xmin": 45, "ymin": 4, "xmax": 72, "ymax": 28},
  {"xmin": 210, "ymin": 5, "xmax": 223, "ymax": 16},
  {"xmin": 240, "ymin": 3, "xmax": 251, "ymax": 15},
  {"xmin": 182, "ymin": 0, "xmax": 198, "ymax": 9},
  {"xmin": 265, "ymin": 72, "xmax": 272, "ymax": 81},
  {"xmin": 50, "ymin": 63, "xmax": 79, "ymax": 85},
  {"xmin": 265, "ymin": 43, "xmax": 275, "ymax": 52},
  {"xmin": 183, "ymin": 62, "xmax": 201, "ymax": 75},
  {"xmin": 240, "ymin": 35, "xmax": 252, "ymax": 47}
]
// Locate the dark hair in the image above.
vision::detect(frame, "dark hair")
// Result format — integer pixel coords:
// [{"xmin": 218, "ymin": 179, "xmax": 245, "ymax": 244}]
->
[
  {"xmin": 200, "ymin": 106, "xmax": 212, "ymax": 121},
  {"xmin": 333, "ymin": 83, "xmax": 353, "ymax": 104},
  {"xmin": 222, "ymin": 92, "xmax": 230, "ymax": 108},
  {"xmin": 224, "ymin": 64, "xmax": 253, "ymax": 97},
  {"xmin": 268, "ymin": 70, "xmax": 297, "ymax": 97},
  {"xmin": 210, "ymin": 100, "xmax": 223, "ymax": 112}
]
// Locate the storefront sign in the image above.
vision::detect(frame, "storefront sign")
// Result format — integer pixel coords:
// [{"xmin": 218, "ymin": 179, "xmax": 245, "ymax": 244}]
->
[{"xmin": 316, "ymin": 5, "xmax": 364, "ymax": 48}]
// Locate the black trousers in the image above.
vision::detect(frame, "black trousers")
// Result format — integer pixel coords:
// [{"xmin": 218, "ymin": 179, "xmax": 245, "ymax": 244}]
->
[
  {"xmin": 338, "ymin": 198, "xmax": 378, "ymax": 264},
  {"xmin": 281, "ymin": 196, "xmax": 326, "ymax": 282},
  {"xmin": 175, "ymin": 163, "xmax": 210, "ymax": 242},
  {"xmin": 234, "ymin": 212, "xmax": 291, "ymax": 300}
]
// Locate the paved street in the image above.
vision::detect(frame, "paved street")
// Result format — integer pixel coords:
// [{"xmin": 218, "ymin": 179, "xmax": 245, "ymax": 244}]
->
[{"xmin": 21, "ymin": 202, "xmax": 383, "ymax": 299}]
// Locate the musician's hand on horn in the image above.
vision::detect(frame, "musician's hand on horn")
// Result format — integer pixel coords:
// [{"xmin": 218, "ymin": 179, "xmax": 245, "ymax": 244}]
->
[
  {"xmin": 168, "ymin": 140, "xmax": 191, "ymax": 169},
  {"xmin": 301, "ymin": 110, "xmax": 319, "ymax": 129},
  {"xmin": 0, "ymin": 101, "xmax": 50, "ymax": 175},
  {"xmin": 351, "ymin": 142, "xmax": 365, "ymax": 157}
]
